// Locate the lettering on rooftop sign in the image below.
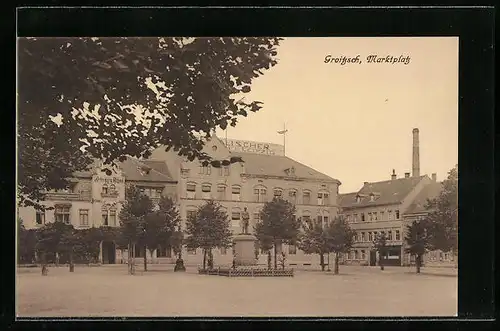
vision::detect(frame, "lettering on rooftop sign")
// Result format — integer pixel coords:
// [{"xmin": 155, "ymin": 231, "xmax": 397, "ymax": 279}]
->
[{"xmin": 223, "ymin": 139, "xmax": 284, "ymax": 156}]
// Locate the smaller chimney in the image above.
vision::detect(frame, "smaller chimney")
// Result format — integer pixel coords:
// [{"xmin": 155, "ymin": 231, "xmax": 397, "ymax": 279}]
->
[
  {"xmin": 404, "ymin": 172, "xmax": 410, "ymax": 178},
  {"xmin": 391, "ymin": 169, "xmax": 397, "ymax": 180},
  {"xmin": 432, "ymin": 173, "xmax": 437, "ymax": 182},
  {"xmin": 364, "ymin": 181, "xmax": 369, "ymax": 185}
]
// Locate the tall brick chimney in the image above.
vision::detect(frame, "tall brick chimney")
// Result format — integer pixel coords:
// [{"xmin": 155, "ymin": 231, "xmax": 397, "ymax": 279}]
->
[
  {"xmin": 412, "ymin": 128, "xmax": 420, "ymax": 177},
  {"xmin": 391, "ymin": 169, "xmax": 397, "ymax": 180}
]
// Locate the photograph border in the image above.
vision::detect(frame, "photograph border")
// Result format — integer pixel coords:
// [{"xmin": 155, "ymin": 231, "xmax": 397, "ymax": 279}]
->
[{"xmin": 8, "ymin": 5, "xmax": 495, "ymax": 328}]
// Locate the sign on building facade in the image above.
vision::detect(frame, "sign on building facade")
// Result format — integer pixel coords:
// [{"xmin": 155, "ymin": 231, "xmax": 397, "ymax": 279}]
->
[{"xmin": 223, "ymin": 139, "xmax": 285, "ymax": 156}]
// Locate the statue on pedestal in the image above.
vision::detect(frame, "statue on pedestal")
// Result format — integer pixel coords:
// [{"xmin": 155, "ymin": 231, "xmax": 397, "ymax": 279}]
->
[{"xmin": 241, "ymin": 207, "xmax": 250, "ymax": 234}]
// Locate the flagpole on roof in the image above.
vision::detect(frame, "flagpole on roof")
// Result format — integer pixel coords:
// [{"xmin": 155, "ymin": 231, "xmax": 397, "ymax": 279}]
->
[{"xmin": 277, "ymin": 122, "xmax": 288, "ymax": 156}]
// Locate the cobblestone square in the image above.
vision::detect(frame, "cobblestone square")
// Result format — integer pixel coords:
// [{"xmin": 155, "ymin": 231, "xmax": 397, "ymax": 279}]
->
[{"xmin": 16, "ymin": 265, "xmax": 457, "ymax": 317}]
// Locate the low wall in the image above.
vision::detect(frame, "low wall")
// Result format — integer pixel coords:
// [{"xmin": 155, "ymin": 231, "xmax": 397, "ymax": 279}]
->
[{"xmin": 198, "ymin": 267, "xmax": 294, "ymax": 277}]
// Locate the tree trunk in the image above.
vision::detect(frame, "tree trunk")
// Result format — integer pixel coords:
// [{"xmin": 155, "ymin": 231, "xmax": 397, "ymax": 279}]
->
[
  {"xmin": 203, "ymin": 249, "xmax": 207, "ymax": 271},
  {"xmin": 273, "ymin": 241, "xmax": 278, "ymax": 270},
  {"xmin": 41, "ymin": 251, "xmax": 48, "ymax": 276},
  {"xmin": 416, "ymin": 254, "xmax": 421, "ymax": 274},
  {"xmin": 127, "ymin": 243, "xmax": 132, "ymax": 274},
  {"xmin": 208, "ymin": 249, "xmax": 214, "ymax": 269},
  {"xmin": 143, "ymin": 245, "xmax": 147, "ymax": 271},
  {"xmin": 55, "ymin": 252, "xmax": 60, "ymax": 267},
  {"xmin": 334, "ymin": 252, "xmax": 339, "ymax": 275},
  {"xmin": 267, "ymin": 251, "xmax": 272, "ymax": 270},
  {"xmin": 69, "ymin": 251, "xmax": 74, "ymax": 272},
  {"xmin": 149, "ymin": 249, "xmax": 155, "ymax": 265},
  {"xmin": 320, "ymin": 253, "xmax": 325, "ymax": 271},
  {"xmin": 131, "ymin": 243, "xmax": 136, "ymax": 275},
  {"xmin": 380, "ymin": 252, "xmax": 385, "ymax": 271}
]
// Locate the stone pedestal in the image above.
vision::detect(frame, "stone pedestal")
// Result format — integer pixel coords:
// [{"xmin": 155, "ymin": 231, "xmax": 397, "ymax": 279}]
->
[{"xmin": 233, "ymin": 234, "xmax": 257, "ymax": 266}]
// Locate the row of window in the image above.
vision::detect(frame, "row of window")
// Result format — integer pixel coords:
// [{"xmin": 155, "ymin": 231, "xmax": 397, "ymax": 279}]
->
[
  {"xmin": 35, "ymin": 206, "xmax": 117, "ymax": 227},
  {"xmin": 186, "ymin": 208, "xmax": 331, "ymax": 228},
  {"xmin": 186, "ymin": 183, "xmax": 331, "ymax": 205},
  {"xmin": 345, "ymin": 209, "xmax": 400, "ymax": 223},
  {"xmin": 199, "ymin": 164, "xmax": 230, "ymax": 176},
  {"xmin": 354, "ymin": 229, "xmax": 401, "ymax": 242}
]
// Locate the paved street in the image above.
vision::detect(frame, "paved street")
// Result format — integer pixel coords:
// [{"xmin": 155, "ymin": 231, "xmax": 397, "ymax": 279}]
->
[{"xmin": 16, "ymin": 264, "xmax": 457, "ymax": 317}]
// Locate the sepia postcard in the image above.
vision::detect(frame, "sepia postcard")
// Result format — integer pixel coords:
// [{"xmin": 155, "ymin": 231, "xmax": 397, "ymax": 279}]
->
[{"xmin": 16, "ymin": 35, "xmax": 458, "ymax": 318}]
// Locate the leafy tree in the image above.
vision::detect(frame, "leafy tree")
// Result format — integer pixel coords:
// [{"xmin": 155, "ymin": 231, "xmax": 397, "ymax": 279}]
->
[
  {"xmin": 59, "ymin": 226, "xmax": 80, "ymax": 272},
  {"xmin": 18, "ymin": 37, "xmax": 282, "ymax": 209},
  {"xmin": 256, "ymin": 197, "xmax": 300, "ymax": 269},
  {"xmin": 372, "ymin": 232, "xmax": 389, "ymax": 271},
  {"xmin": 141, "ymin": 197, "xmax": 180, "ymax": 270},
  {"xmin": 254, "ymin": 223, "xmax": 273, "ymax": 269},
  {"xmin": 119, "ymin": 185, "xmax": 154, "ymax": 274},
  {"xmin": 297, "ymin": 219, "xmax": 330, "ymax": 271},
  {"xmin": 425, "ymin": 165, "xmax": 458, "ymax": 258},
  {"xmin": 184, "ymin": 200, "xmax": 232, "ymax": 271},
  {"xmin": 35, "ymin": 221, "xmax": 74, "ymax": 275},
  {"xmin": 323, "ymin": 217, "xmax": 356, "ymax": 275},
  {"xmin": 405, "ymin": 220, "xmax": 432, "ymax": 273},
  {"xmin": 75, "ymin": 227, "xmax": 105, "ymax": 264},
  {"xmin": 17, "ymin": 219, "xmax": 37, "ymax": 264}
]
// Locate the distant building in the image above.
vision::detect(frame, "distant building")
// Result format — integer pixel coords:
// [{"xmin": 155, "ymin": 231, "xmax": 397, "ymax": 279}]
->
[
  {"xmin": 339, "ymin": 172, "xmax": 433, "ymax": 266},
  {"xmin": 339, "ymin": 128, "xmax": 456, "ymax": 267},
  {"xmin": 150, "ymin": 135, "xmax": 341, "ymax": 266}
]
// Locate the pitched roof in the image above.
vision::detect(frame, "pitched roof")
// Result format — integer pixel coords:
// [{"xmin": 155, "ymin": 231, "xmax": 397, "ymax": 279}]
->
[
  {"xmin": 404, "ymin": 181, "xmax": 443, "ymax": 215},
  {"xmin": 339, "ymin": 192, "xmax": 358, "ymax": 205},
  {"xmin": 340, "ymin": 176, "xmax": 426, "ymax": 208},
  {"xmin": 72, "ymin": 158, "xmax": 174, "ymax": 183},
  {"xmin": 120, "ymin": 158, "xmax": 174, "ymax": 182},
  {"xmin": 230, "ymin": 152, "xmax": 340, "ymax": 183}
]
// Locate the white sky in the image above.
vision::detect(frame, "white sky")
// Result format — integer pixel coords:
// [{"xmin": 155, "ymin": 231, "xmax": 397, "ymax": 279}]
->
[{"xmin": 214, "ymin": 37, "xmax": 459, "ymax": 193}]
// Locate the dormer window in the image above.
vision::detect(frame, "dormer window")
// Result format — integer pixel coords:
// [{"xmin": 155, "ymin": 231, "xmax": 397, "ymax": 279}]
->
[
  {"xmin": 369, "ymin": 193, "xmax": 375, "ymax": 202},
  {"xmin": 102, "ymin": 184, "xmax": 109, "ymax": 195},
  {"xmin": 356, "ymin": 195, "xmax": 361, "ymax": 203},
  {"xmin": 138, "ymin": 166, "xmax": 150, "ymax": 176}
]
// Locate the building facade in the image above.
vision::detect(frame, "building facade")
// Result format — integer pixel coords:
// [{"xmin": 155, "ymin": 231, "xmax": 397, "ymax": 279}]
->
[
  {"xmin": 402, "ymin": 178, "xmax": 456, "ymax": 267},
  {"xmin": 339, "ymin": 172, "xmax": 433, "ymax": 266},
  {"xmin": 150, "ymin": 136, "xmax": 342, "ymax": 266},
  {"xmin": 338, "ymin": 128, "xmax": 456, "ymax": 267},
  {"xmin": 18, "ymin": 157, "xmax": 177, "ymax": 264}
]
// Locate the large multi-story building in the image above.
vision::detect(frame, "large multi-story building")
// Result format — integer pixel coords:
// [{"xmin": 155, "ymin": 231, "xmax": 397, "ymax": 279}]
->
[
  {"xmin": 18, "ymin": 136, "xmax": 341, "ymax": 267},
  {"xmin": 150, "ymin": 135, "xmax": 341, "ymax": 266},
  {"xmin": 338, "ymin": 128, "xmax": 455, "ymax": 267},
  {"xmin": 18, "ymin": 157, "xmax": 177, "ymax": 264},
  {"xmin": 339, "ymin": 172, "xmax": 434, "ymax": 266}
]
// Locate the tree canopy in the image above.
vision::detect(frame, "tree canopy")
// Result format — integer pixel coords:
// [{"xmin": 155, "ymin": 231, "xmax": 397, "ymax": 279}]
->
[
  {"xmin": 119, "ymin": 185, "xmax": 154, "ymax": 246},
  {"xmin": 141, "ymin": 196, "xmax": 181, "ymax": 257},
  {"xmin": 297, "ymin": 219, "xmax": 330, "ymax": 270},
  {"xmin": 372, "ymin": 232, "xmax": 388, "ymax": 270},
  {"xmin": 425, "ymin": 165, "xmax": 458, "ymax": 254},
  {"xmin": 405, "ymin": 219, "xmax": 432, "ymax": 273},
  {"xmin": 18, "ymin": 37, "xmax": 282, "ymax": 208},
  {"xmin": 184, "ymin": 200, "xmax": 232, "ymax": 270},
  {"xmin": 255, "ymin": 197, "xmax": 300, "ymax": 269}
]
